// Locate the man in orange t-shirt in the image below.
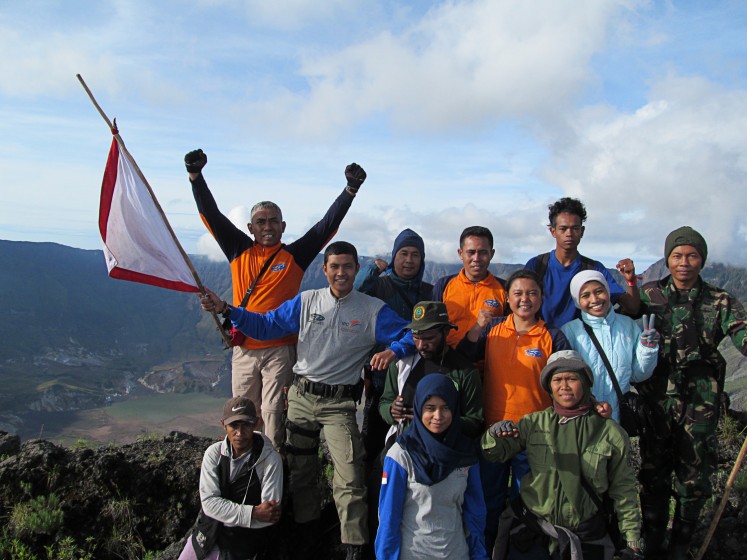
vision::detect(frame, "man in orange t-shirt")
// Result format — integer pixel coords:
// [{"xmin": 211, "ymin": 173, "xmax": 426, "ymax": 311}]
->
[{"xmin": 432, "ymin": 226, "xmax": 507, "ymax": 351}]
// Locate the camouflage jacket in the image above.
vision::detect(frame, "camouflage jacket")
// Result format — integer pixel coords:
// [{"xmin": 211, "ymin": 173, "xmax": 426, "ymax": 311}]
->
[{"xmin": 639, "ymin": 275, "xmax": 747, "ymax": 392}]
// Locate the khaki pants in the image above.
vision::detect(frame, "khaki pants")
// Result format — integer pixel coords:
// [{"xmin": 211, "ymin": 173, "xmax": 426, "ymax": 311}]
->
[
  {"xmin": 232, "ymin": 344, "xmax": 296, "ymax": 452},
  {"xmin": 286, "ymin": 384, "xmax": 367, "ymax": 545}
]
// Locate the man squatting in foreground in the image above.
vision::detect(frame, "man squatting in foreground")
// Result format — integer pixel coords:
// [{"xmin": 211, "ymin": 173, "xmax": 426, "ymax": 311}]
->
[
  {"xmin": 186, "ymin": 148, "xmax": 366, "ymax": 452},
  {"xmin": 178, "ymin": 396, "xmax": 283, "ymax": 560},
  {"xmin": 200, "ymin": 241, "xmax": 415, "ymax": 560}
]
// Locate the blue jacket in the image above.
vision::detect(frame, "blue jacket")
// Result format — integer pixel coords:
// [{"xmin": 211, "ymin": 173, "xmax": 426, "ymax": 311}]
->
[
  {"xmin": 376, "ymin": 443, "xmax": 488, "ymax": 560},
  {"xmin": 561, "ymin": 309, "xmax": 657, "ymax": 422}
]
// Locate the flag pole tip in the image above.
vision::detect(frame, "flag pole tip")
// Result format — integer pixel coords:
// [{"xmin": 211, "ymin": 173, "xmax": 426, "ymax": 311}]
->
[{"xmin": 111, "ymin": 118, "xmax": 118, "ymax": 135}]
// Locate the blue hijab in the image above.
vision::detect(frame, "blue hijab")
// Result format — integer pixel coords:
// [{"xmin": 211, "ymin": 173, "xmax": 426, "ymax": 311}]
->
[{"xmin": 396, "ymin": 374, "xmax": 478, "ymax": 485}]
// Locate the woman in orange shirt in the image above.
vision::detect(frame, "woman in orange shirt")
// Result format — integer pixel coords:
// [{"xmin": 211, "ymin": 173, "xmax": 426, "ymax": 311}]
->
[{"xmin": 459, "ymin": 269, "xmax": 570, "ymax": 554}]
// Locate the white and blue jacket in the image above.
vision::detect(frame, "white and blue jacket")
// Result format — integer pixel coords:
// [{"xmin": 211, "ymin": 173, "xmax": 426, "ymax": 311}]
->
[{"xmin": 561, "ymin": 309, "xmax": 657, "ymax": 422}]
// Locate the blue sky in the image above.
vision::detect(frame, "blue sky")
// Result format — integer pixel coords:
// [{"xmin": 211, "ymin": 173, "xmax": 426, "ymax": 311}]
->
[{"xmin": 2, "ymin": 0, "xmax": 746, "ymax": 271}]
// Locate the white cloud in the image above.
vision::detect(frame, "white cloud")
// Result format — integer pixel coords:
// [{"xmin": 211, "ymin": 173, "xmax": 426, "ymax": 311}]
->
[
  {"xmin": 253, "ymin": 0, "xmax": 647, "ymax": 138},
  {"xmin": 545, "ymin": 73, "xmax": 747, "ymax": 266}
]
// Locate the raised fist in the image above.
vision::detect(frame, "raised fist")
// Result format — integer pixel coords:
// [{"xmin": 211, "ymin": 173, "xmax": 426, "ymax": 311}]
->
[
  {"xmin": 185, "ymin": 149, "xmax": 207, "ymax": 173},
  {"xmin": 488, "ymin": 420, "xmax": 518, "ymax": 439},
  {"xmin": 345, "ymin": 163, "xmax": 366, "ymax": 193}
]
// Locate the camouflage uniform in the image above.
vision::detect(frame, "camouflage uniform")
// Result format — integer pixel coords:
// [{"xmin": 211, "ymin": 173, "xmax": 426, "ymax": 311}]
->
[{"xmin": 636, "ymin": 275, "xmax": 747, "ymax": 524}]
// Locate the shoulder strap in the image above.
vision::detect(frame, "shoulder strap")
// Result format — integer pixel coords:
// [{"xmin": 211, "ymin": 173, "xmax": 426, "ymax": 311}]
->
[
  {"xmin": 582, "ymin": 322, "xmax": 624, "ymax": 401},
  {"xmin": 580, "ymin": 470, "xmax": 605, "ymax": 511},
  {"xmin": 579, "ymin": 255, "xmax": 595, "ymax": 271},
  {"xmin": 238, "ymin": 244, "xmax": 285, "ymax": 308},
  {"xmin": 532, "ymin": 252, "xmax": 551, "ymax": 279}
]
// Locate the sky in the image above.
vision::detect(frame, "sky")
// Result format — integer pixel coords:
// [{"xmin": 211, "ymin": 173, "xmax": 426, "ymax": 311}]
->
[{"xmin": 1, "ymin": 0, "xmax": 746, "ymax": 272}]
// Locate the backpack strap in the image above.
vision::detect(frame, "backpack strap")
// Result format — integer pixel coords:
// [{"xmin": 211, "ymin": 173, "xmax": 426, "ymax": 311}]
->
[
  {"xmin": 532, "ymin": 252, "xmax": 552, "ymax": 280},
  {"xmin": 579, "ymin": 254, "xmax": 596, "ymax": 271}
]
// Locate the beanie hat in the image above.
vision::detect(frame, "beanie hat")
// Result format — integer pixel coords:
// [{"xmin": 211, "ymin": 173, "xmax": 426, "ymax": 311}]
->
[
  {"xmin": 389, "ymin": 229, "xmax": 426, "ymax": 281},
  {"xmin": 664, "ymin": 226, "xmax": 707, "ymax": 265},
  {"xmin": 569, "ymin": 270, "xmax": 610, "ymax": 309},
  {"xmin": 540, "ymin": 350, "xmax": 594, "ymax": 394}
]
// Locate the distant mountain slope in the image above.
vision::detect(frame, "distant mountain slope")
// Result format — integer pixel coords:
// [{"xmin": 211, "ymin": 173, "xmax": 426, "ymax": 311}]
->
[{"xmin": 2, "ymin": 240, "xmax": 746, "ymax": 427}]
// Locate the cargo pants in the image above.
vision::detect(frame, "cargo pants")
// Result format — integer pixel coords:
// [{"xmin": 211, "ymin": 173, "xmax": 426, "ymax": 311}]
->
[{"xmin": 285, "ymin": 382, "xmax": 367, "ymax": 545}]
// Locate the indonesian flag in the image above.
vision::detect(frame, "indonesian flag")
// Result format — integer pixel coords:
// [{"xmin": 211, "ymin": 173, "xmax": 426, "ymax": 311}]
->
[{"xmin": 99, "ymin": 137, "xmax": 200, "ymax": 292}]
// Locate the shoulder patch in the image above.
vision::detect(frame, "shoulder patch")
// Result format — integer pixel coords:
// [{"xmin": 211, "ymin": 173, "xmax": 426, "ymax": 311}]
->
[{"xmin": 270, "ymin": 263, "xmax": 287, "ymax": 272}]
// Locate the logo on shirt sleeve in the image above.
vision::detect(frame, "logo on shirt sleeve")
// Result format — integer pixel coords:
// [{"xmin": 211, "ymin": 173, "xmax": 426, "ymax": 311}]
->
[{"xmin": 484, "ymin": 299, "xmax": 500, "ymax": 309}]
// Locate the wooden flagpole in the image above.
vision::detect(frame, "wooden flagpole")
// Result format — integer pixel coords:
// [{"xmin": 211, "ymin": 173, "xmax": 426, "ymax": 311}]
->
[
  {"xmin": 77, "ymin": 73, "xmax": 231, "ymax": 347},
  {"xmin": 694, "ymin": 430, "xmax": 747, "ymax": 560}
]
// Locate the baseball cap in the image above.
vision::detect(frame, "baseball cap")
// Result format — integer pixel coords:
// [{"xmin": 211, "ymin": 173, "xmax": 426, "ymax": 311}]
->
[
  {"xmin": 222, "ymin": 396, "xmax": 258, "ymax": 425},
  {"xmin": 407, "ymin": 301, "xmax": 457, "ymax": 333}
]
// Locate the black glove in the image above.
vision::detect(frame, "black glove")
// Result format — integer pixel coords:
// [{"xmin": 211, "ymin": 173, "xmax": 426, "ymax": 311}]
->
[
  {"xmin": 185, "ymin": 149, "xmax": 207, "ymax": 173},
  {"xmin": 620, "ymin": 547, "xmax": 644, "ymax": 560},
  {"xmin": 488, "ymin": 420, "xmax": 518, "ymax": 438},
  {"xmin": 345, "ymin": 163, "xmax": 366, "ymax": 193}
]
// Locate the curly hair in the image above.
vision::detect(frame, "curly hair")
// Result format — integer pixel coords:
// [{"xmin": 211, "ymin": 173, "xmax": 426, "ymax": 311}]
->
[{"xmin": 547, "ymin": 197, "xmax": 586, "ymax": 227}]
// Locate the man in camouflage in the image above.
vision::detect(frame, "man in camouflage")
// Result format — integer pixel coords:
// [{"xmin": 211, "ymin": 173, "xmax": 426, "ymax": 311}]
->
[{"xmin": 636, "ymin": 226, "xmax": 747, "ymax": 560}]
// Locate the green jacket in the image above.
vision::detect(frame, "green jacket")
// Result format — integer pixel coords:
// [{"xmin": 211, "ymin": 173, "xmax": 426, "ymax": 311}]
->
[
  {"xmin": 638, "ymin": 275, "xmax": 747, "ymax": 393},
  {"xmin": 481, "ymin": 408, "xmax": 641, "ymax": 545},
  {"xmin": 379, "ymin": 348, "xmax": 484, "ymax": 439}
]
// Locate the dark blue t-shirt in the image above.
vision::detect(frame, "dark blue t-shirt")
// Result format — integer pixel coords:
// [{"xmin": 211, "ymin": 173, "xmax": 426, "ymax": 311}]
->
[{"xmin": 525, "ymin": 250, "xmax": 624, "ymax": 328}]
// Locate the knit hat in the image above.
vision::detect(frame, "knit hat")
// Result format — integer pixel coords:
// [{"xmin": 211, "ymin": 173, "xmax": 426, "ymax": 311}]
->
[
  {"xmin": 407, "ymin": 301, "xmax": 457, "ymax": 333},
  {"xmin": 664, "ymin": 226, "xmax": 708, "ymax": 265},
  {"xmin": 540, "ymin": 350, "xmax": 594, "ymax": 393},
  {"xmin": 569, "ymin": 270, "xmax": 610, "ymax": 309},
  {"xmin": 222, "ymin": 396, "xmax": 258, "ymax": 425},
  {"xmin": 389, "ymin": 229, "xmax": 426, "ymax": 281}
]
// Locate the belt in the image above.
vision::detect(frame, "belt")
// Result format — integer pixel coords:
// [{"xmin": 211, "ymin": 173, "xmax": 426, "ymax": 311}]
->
[{"xmin": 293, "ymin": 375, "xmax": 358, "ymax": 399}]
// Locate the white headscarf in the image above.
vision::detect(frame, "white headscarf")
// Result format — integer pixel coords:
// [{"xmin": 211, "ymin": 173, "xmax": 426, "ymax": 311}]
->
[{"xmin": 569, "ymin": 270, "xmax": 610, "ymax": 309}]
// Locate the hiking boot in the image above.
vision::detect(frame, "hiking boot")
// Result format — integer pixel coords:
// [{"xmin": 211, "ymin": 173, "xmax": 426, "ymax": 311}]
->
[{"xmin": 345, "ymin": 544, "xmax": 363, "ymax": 560}]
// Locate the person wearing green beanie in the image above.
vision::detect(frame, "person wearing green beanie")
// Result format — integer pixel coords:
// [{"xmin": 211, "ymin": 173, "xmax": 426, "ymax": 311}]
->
[{"xmin": 635, "ymin": 226, "xmax": 747, "ymax": 559}]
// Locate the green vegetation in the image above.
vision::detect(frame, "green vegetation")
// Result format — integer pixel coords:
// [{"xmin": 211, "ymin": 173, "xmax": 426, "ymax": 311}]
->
[
  {"xmin": 9, "ymin": 493, "xmax": 64, "ymax": 536},
  {"xmin": 0, "ymin": 530, "xmax": 98, "ymax": 560}
]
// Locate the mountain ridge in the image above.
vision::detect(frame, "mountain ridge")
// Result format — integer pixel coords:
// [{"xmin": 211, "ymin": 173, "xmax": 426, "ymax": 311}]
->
[{"xmin": 2, "ymin": 239, "xmax": 746, "ymax": 435}]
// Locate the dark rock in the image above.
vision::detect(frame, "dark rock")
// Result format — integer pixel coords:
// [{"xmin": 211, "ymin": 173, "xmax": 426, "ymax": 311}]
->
[{"xmin": 0, "ymin": 431, "xmax": 21, "ymax": 455}]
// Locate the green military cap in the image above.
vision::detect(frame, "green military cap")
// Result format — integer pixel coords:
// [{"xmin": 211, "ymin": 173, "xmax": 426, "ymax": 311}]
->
[{"xmin": 407, "ymin": 301, "xmax": 457, "ymax": 333}]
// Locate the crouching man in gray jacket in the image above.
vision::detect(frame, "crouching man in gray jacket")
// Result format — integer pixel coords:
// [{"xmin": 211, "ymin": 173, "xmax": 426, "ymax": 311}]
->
[{"xmin": 178, "ymin": 396, "xmax": 283, "ymax": 560}]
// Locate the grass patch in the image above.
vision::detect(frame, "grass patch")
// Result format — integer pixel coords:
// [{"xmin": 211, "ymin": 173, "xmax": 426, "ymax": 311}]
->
[{"xmin": 10, "ymin": 493, "xmax": 64, "ymax": 537}]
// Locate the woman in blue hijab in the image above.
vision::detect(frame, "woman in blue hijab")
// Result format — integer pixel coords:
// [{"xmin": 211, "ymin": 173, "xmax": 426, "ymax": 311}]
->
[{"xmin": 375, "ymin": 374, "xmax": 488, "ymax": 560}]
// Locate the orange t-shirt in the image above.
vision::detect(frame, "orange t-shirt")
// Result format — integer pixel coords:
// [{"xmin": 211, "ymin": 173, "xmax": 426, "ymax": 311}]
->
[
  {"xmin": 482, "ymin": 315, "xmax": 567, "ymax": 424},
  {"xmin": 433, "ymin": 270, "xmax": 507, "ymax": 349}
]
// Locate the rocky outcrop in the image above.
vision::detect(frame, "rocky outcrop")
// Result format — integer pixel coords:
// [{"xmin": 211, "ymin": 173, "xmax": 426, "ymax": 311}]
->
[
  {"xmin": 1, "ymin": 418, "xmax": 747, "ymax": 559},
  {"xmin": 0, "ymin": 431, "xmax": 345, "ymax": 560}
]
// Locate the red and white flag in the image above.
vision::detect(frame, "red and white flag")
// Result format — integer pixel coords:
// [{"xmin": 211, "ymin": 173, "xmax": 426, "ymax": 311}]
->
[{"xmin": 99, "ymin": 137, "xmax": 200, "ymax": 293}]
